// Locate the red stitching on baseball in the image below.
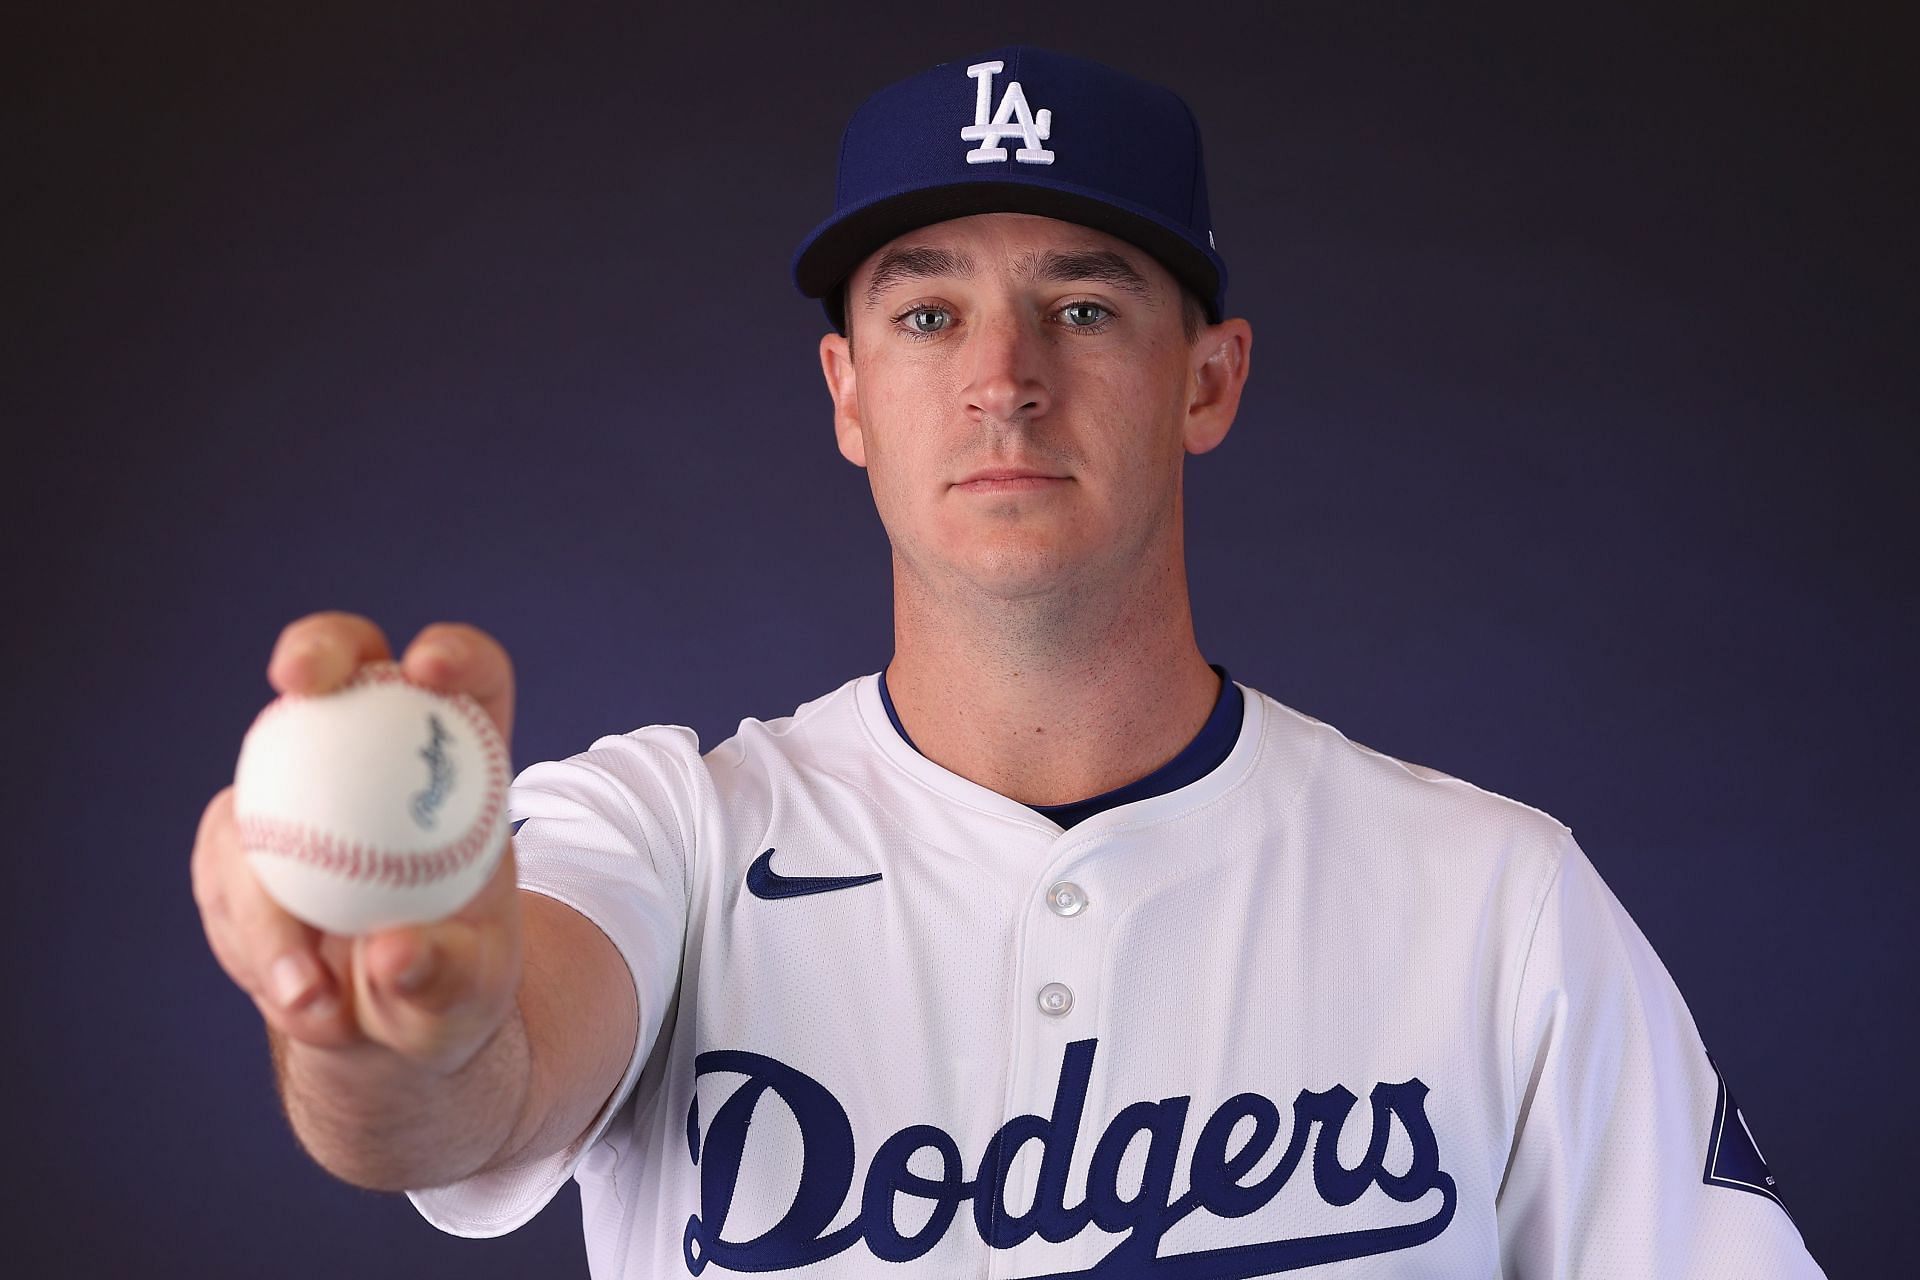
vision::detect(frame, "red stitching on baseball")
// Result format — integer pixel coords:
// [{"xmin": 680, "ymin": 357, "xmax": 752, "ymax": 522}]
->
[{"xmin": 238, "ymin": 661, "xmax": 509, "ymax": 889}]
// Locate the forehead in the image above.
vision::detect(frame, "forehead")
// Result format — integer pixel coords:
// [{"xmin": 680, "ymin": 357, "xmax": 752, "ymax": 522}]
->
[{"xmin": 849, "ymin": 212, "xmax": 1176, "ymax": 297}]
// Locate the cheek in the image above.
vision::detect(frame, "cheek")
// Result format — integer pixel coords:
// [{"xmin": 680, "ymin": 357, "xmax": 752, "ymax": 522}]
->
[
  {"xmin": 1084, "ymin": 357, "xmax": 1189, "ymax": 465},
  {"xmin": 852, "ymin": 398, "xmax": 940, "ymax": 536},
  {"xmin": 857, "ymin": 357, "xmax": 968, "ymax": 469}
]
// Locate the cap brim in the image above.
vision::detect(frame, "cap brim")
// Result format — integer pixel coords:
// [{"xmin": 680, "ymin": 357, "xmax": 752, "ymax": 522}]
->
[{"xmin": 792, "ymin": 179, "xmax": 1224, "ymax": 331}]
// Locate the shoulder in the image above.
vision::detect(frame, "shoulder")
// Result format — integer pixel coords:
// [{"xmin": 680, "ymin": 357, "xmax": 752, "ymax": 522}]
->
[
  {"xmin": 512, "ymin": 675, "xmax": 882, "ymax": 835},
  {"xmin": 1245, "ymin": 684, "xmax": 1575, "ymax": 888},
  {"xmin": 503, "ymin": 677, "xmax": 877, "ymax": 884},
  {"xmin": 700, "ymin": 673, "xmax": 871, "ymax": 774},
  {"xmin": 517, "ymin": 675, "xmax": 869, "ymax": 792}
]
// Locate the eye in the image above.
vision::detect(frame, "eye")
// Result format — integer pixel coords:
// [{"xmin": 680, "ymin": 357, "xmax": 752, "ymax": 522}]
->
[
  {"xmin": 901, "ymin": 306, "xmax": 952, "ymax": 336},
  {"xmin": 1060, "ymin": 301, "xmax": 1112, "ymax": 328}
]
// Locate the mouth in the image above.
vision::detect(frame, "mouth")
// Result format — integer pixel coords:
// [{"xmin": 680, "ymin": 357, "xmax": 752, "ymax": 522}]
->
[{"xmin": 952, "ymin": 467, "xmax": 1071, "ymax": 494}]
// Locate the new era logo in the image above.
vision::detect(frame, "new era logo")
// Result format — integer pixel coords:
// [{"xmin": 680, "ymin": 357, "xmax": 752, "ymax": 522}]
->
[{"xmin": 961, "ymin": 60, "xmax": 1054, "ymax": 165}]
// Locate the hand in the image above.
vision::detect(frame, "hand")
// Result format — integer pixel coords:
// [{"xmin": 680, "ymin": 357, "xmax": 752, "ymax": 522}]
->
[{"xmin": 193, "ymin": 612, "xmax": 523, "ymax": 1077}]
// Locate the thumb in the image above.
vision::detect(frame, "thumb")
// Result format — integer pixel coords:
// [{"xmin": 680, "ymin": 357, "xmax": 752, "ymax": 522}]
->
[{"xmin": 353, "ymin": 920, "xmax": 518, "ymax": 1066}]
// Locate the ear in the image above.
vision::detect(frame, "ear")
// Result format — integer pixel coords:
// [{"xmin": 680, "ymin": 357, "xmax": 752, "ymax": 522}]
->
[
  {"xmin": 1182, "ymin": 317, "xmax": 1252, "ymax": 456},
  {"xmin": 819, "ymin": 332, "xmax": 866, "ymax": 467}
]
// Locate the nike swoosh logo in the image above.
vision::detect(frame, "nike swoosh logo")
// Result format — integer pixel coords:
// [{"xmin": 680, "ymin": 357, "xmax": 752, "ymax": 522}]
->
[{"xmin": 745, "ymin": 847, "xmax": 883, "ymax": 901}]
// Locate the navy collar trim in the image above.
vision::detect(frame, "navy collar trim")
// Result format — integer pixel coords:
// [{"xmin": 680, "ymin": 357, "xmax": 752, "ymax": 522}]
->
[{"xmin": 875, "ymin": 665, "xmax": 1244, "ymax": 829}]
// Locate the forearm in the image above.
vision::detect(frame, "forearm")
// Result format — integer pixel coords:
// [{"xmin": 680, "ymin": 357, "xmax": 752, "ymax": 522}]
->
[{"xmin": 271, "ymin": 1006, "xmax": 532, "ymax": 1191}]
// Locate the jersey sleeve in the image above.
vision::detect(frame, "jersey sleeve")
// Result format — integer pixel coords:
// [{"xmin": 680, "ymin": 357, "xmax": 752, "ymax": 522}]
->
[
  {"xmin": 406, "ymin": 724, "xmax": 706, "ymax": 1237},
  {"xmin": 1497, "ymin": 834, "xmax": 1824, "ymax": 1277}
]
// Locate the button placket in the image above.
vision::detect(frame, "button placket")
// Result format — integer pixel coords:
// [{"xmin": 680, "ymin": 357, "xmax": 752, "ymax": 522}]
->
[
  {"xmin": 1032, "ymin": 874, "xmax": 1093, "ymax": 1022},
  {"xmin": 997, "ymin": 855, "xmax": 1108, "ymax": 1279}
]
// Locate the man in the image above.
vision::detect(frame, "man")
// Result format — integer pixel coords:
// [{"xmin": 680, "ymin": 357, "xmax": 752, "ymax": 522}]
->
[{"xmin": 193, "ymin": 47, "xmax": 1825, "ymax": 1276}]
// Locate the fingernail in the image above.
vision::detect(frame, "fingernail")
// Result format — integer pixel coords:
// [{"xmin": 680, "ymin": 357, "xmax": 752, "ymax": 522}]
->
[
  {"xmin": 396, "ymin": 941, "xmax": 435, "ymax": 994},
  {"xmin": 293, "ymin": 639, "xmax": 340, "ymax": 689},
  {"xmin": 269, "ymin": 954, "xmax": 317, "ymax": 1009},
  {"xmin": 419, "ymin": 636, "xmax": 465, "ymax": 667},
  {"xmin": 273, "ymin": 638, "xmax": 316, "ymax": 684}
]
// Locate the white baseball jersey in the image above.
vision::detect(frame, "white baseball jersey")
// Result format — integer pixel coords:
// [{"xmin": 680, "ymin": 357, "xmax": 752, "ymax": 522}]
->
[{"xmin": 408, "ymin": 674, "xmax": 1823, "ymax": 1277}]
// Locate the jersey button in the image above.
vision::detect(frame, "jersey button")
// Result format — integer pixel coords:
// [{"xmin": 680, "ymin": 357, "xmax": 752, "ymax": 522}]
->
[
  {"xmin": 1037, "ymin": 982, "xmax": 1074, "ymax": 1016},
  {"xmin": 1046, "ymin": 881, "xmax": 1088, "ymax": 917}
]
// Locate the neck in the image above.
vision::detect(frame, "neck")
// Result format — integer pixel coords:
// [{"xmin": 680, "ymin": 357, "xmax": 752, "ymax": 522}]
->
[{"xmin": 885, "ymin": 551, "xmax": 1220, "ymax": 807}]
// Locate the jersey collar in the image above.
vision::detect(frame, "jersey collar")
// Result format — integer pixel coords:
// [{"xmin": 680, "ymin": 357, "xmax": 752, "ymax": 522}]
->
[{"xmin": 862, "ymin": 666, "xmax": 1262, "ymax": 834}]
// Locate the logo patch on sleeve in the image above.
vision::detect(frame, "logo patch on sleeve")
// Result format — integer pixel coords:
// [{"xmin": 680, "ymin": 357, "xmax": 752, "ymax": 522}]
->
[{"xmin": 1703, "ymin": 1053, "xmax": 1790, "ymax": 1216}]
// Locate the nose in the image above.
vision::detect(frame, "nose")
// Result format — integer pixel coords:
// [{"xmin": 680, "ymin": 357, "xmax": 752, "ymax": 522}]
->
[{"xmin": 963, "ymin": 308, "xmax": 1050, "ymax": 426}]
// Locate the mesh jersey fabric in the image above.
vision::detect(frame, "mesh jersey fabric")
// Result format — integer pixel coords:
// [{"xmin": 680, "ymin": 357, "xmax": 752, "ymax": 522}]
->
[{"xmin": 406, "ymin": 674, "xmax": 1823, "ymax": 1278}]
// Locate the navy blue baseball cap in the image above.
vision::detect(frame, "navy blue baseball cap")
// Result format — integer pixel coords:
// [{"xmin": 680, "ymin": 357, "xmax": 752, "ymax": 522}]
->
[{"xmin": 792, "ymin": 47, "xmax": 1227, "ymax": 332}]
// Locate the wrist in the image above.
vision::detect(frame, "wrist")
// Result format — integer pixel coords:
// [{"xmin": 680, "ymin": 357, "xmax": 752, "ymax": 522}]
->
[{"xmin": 270, "ymin": 1006, "xmax": 530, "ymax": 1190}]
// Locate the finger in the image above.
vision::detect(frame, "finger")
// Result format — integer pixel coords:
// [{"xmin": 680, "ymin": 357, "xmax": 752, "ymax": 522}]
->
[
  {"xmin": 268, "ymin": 612, "xmax": 393, "ymax": 696},
  {"xmin": 399, "ymin": 622, "xmax": 516, "ymax": 745},
  {"xmin": 193, "ymin": 788, "xmax": 276, "ymax": 989},
  {"xmin": 360, "ymin": 921, "xmax": 477, "ymax": 1016},
  {"xmin": 245, "ymin": 916, "xmax": 364, "ymax": 1051},
  {"xmin": 199, "ymin": 791, "xmax": 361, "ymax": 1048},
  {"xmin": 190, "ymin": 788, "xmax": 240, "ymax": 928}
]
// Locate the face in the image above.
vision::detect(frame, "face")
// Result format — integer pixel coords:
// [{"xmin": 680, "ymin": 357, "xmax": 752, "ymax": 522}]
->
[{"xmin": 818, "ymin": 213, "xmax": 1250, "ymax": 607}]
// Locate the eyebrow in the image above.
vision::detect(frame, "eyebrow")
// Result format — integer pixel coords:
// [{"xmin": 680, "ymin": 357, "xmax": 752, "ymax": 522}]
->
[
  {"xmin": 860, "ymin": 245, "xmax": 1155, "ymax": 310},
  {"xmin": 1019, "ymin": 249, "xmax": 1153, "ymax": 301},
  {"xmin": 863, "ymin": 246, "xmax": 976, "ymax": 309}
]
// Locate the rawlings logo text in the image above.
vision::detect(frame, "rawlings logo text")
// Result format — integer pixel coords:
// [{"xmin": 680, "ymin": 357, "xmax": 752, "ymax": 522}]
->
[{"xmin": 408, "ymin": 713, "xmax": 455, "ymax": 830}]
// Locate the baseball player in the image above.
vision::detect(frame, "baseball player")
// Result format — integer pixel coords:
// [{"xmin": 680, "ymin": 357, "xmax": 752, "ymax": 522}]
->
[{"xmin": 193, "ymin": 47, "xmax": 1827, "ymax": 1276}]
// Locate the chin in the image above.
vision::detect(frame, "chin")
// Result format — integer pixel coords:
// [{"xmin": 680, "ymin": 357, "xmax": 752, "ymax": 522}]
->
[{"xmin": 950, "ymin": 542, "xmax": 1093, "ymax": 601}]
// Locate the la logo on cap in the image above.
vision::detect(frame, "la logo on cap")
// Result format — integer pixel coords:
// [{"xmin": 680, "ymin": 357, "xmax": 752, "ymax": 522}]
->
[{"xmin": 960, "ymin": 60, "xmax": 1054, "ymax": 165}]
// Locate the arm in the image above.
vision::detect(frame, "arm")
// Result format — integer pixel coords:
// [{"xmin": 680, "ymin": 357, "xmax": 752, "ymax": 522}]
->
[
  {"xmin": 1497, "ymin": 835, "xmax": 1824, "ymax": 1277},
  {"xmin": 196, "ymin": 614, "xmax": 639, "ymax": 1193}
]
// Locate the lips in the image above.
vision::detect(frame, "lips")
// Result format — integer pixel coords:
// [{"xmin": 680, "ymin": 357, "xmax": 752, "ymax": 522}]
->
[{"xmin": 952, "ymin": 466, "xmax": 1069, "ymax": 493}]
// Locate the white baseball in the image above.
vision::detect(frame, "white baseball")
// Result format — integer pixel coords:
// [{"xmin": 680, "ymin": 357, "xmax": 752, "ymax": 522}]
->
[{"xmin": 233, "ymin": 662, "xmax": 510, "ymax": 935}]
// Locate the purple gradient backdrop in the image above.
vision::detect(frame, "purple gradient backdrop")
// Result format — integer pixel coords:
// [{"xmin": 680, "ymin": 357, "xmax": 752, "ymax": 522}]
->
[{"xmin": 9, "ymin": 4, "xmax": 1911, "ymax": 1275}]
